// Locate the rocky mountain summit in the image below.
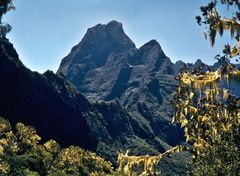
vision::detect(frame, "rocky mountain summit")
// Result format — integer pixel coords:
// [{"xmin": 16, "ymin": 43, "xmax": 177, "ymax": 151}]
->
[
  {"xmin": 0, "ymin": 38, "xmax": 188, "ymax": 174},
  {"xmin": 58, "ymin": 21, "xmax": 174, "ymax": 98},
  {"xmin": 0, "ymin": 21, "xmax": 193, "ymax": 174},
  {"xmin": 57, "ymin": 21, "xmax": 182, "ymax": 149}
]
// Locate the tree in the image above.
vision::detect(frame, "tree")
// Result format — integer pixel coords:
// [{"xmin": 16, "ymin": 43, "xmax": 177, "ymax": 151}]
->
[
  {"xmin": 0, "ymin": 117, "xmax": 113, "ymax": 175},
  {"xmin": 116, "ymin": 146, "xmax": 182, "ymax": 176},
  {"xmin": 196, "ymin": 0, "xmax": 240, "ymax": 58},
  {"xmin": 173, "ymin": 0, "xmax": 240, "ymax": 175},
  {"xmin": 0, "ymin": 0, "xmax": 15, "ymax": 38}
]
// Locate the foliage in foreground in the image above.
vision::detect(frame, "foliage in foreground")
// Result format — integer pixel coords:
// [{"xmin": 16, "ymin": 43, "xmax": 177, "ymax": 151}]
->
[
  {"xmin": 0, "ymin": 116, "xmax": 184, "ymax": 176},
  {"xmin": 0, "ymin": 0, "xmax": 15, "ymax": 38},
  {"xmin": 0, "ymin": 117, "xmax": 113, "ymax": 176},
  {"xmin": 196, "ymin": 0, "xmax": 240, "ymax": 58},
  {"xmin": 173, "ymin": 66, "xmax": 240, "ymax": 175},
  {"xmin": 173, "ymin": 1, "xmax": 240, "ymax": 175},
  {"xmin": 117, "ymin": 146, "xmax": 183, "ymax": 176}
]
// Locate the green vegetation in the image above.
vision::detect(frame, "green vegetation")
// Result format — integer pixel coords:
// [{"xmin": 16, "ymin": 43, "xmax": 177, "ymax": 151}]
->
[
  {"xmin": 0, "ymin": 0, "xmax": 14, "ymax": 17},
  {"xmin": 0, "ymin": 117, "xmax": 186, "ymax": 176},
  {"xmin": 0, "ymin": 117, "xmax": 113, "ymax": 176},
  {"xmin": 196, "ymin": 0, "xmax": 240, "ymax": 57},
  {"xmin": 173, "ymin": 0, "xmax": 240, "ymax": 175},
  {"xmin": 116, "ymin": 146, "xmax": 183, "ymax": 176},
  {"xmin": 0, "ymin": 0, "xmax": 15, "ymax": 38},
  {"xmin": 173, "ymin": 68, "xmax": 240, "ymax": 175}
]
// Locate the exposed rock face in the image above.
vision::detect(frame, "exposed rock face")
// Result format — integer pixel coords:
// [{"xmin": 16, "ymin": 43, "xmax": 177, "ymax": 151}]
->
[
  {"xmin": 0, "ymin": 38, "xmax": 185, "ymax": 171},
  {"xmin": 57, "ymin": 21, "xmax": 182, "ymax": 149},
  {"xmin": 0, "ymin": 39, "xmax": 98, "ymax": 150},
  {"xmin": 173, "ymin": 59, "xmax": 210, "ymax": 74},
  {"xmin": 0, "ymin": 38, "xmax": 159, "ymax": 153},
  {"xmin": 0, "ymin": 20, "xmax": 193, "ymax": 174},
  {"xmin": 58, "ymin": 20, "xmax": 136, "ymax": 93}
]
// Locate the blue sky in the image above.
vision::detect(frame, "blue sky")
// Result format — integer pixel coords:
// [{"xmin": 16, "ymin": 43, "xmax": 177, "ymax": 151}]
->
[{"xmin": 3, "ymin": 0, "xmax": 232, "ymax": 73}]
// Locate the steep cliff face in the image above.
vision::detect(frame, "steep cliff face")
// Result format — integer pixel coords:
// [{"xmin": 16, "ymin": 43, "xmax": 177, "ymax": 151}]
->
[
  {"xmin": 0, "ymin": 20, "xmax": 192, "ymax": 174},
  {"xmin": 0, "ymin": 38, "xmax": 181, "ymax": 169},
  {"xmin": 57, "ymin": 21, "xmax": 182, "ymax": 149},
  {"xmin": 58, "ymin": 20, "xmax": 136, "ymax": 93},
  {"xmin": 0, "ymin": 38, "xmax": 150, "ymax": 152},
  {"xmin": 0, "ymin": 38, "xmax": 111, "ymax": 150}
]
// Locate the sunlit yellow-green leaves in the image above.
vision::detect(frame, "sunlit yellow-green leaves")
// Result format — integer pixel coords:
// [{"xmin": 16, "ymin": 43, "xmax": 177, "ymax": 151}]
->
[
  {"xmin": 117, "ymin": 146, "xmax": 183, "ymax": 176},
  {"xmin": 0, "ymin": 117, "xmax": 113, "ymax": 175},
  {"xmin": 197, "ymin": 0, "xmax": 240, "ymax": 58},
  {"xmin": 173, "ymin": 63, "xmax": 240, "ymax": 175}
]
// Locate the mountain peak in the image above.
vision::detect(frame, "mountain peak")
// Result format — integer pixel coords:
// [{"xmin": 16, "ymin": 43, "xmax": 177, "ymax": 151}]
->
[
  {"xmin": 106, "ymin": 20, "xmax": 123, "ymax": 28},
  {"xmin": 139, "ymin": 39, "xmax": 165, "ymax": 57},
  {"xmin": 145, "ymin": 39, "xmax": 160, "ymax": 47},
  {"xmin": 175, "ymin": 60, "xmax": 185, "ymax": 65},
  {"xmin": 194, "ymin": 59, "xmax": 204, "ymax": 65},
  {"xmin": 87, "ymin": 20, "xmax": 123, "ymax": 34},
  {"xmin": 140, "ymin": 40, "xmax": 162, "ymax": 50},
  {"xmin": 81, "ymin": 20, "xmax": 136, "ymax": 51},
  {"xmin": 57, "ymin": 21, "xmax": 136, "ymax": 75}
]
